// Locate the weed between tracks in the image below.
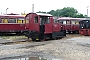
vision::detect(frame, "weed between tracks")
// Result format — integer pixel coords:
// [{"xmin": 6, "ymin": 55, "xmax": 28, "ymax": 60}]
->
[
  {"xmin": 1, "ymin": 41, "xmax": 31, "ymax": 45},
  {"xmin": 0, "ymin": 36, "xmax": 27, "ymax": 40}
]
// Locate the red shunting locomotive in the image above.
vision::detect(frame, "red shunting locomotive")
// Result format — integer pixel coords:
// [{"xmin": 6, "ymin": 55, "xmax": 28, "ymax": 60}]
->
[
  {"xmin": 23, "ymin": 13, "xmax": 66, "ymax": 41},
  {"xmin": 79, "ymin": 19, "xmax": 90, "ymax": 36}
]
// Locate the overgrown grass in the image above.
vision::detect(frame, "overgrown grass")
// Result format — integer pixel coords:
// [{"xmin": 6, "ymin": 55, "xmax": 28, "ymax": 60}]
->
[{"xmin": 0, "ymin": 36, "xmax": 27, "ymax": 40}]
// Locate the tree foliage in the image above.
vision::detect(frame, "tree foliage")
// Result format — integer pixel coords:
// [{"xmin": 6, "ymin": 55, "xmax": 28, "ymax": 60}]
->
[{"xmin": 36, "ymin": 7, "xmax": 86, "ymax": 18}]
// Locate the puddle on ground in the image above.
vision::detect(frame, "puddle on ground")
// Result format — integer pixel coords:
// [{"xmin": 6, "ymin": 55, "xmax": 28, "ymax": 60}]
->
[
  {"xmin": 5, "ymin": 57, "xmax": 61, "ymax": 60},
  {"xmin": 1, "ymin": 51, "xmax": 63, "ymax": 60}
]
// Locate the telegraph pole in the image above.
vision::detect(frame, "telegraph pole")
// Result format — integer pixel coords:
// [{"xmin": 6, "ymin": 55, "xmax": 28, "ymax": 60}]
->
[
  {"xmin": 86, "ymin": 6, "xmax": 89, "ymax": 18},
  {"xmin": 32, "ymin": 4, "xmax": 34, "ymax": 13},
  {"xmin": 24, "ymin": 11, "xmax": 25, "ymax": 14},
  {"xmin": 6, "ymin": 8, "xmax": 9, "ymax": 14},
  {"xmin": 1, "ymin": 12, "xmax": 2, "ymax": 14}
]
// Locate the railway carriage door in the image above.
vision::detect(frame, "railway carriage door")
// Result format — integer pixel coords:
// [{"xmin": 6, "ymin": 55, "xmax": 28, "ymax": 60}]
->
[
  {"xmin": 66, "ymin": 20, "xmax": 71, "ymax": 31},
  {"xmin": 71, "ymin": 20, "xmax": 79, "ymax": 31},
  {"xmin": 62, "ymin": 20, "xmax": 67, "ymax": 30},
  {"xmin": 58, "ymin": 20, "xmax": 64, "ymax": 30},
  {"xmin": 40, "ymin": 16, "xmax": 52, "ymax": 34}
]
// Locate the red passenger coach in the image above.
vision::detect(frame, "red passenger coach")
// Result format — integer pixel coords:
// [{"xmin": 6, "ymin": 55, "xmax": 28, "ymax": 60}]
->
[
  {"xmin": 0, "ymin": 14, "xmax": 25, "ymax": 34},
  {"xmin": 79, "ymin": 19, "xmax": 90, "ymax": 36},
  {"xmin": 57, "ymin": 17, "xmax": 83, "ymax": 34},
  {"xmin": 23, "ymin": 13, "xmax": 66, "ymax": 41}
]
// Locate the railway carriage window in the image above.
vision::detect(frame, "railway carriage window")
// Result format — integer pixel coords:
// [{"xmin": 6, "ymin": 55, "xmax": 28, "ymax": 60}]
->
[
  {"xmin": 71, "ymin": 20, "xmax": 79, "ymax": 25},
  {"xmin": 75, "ymin": 21, "xmax": 79, "ymax": 24},
  {"xmin": 8, "ymin": 18, "xmax": 16, "ymax": 23},
  {"xmin": 67, "ymin": 20, "xmax": 70, "ymax": 24},
  {"xmin": 34, "ymin": 16, "xmax": 38, "ymax": 23},
  {"xmin": 63, "ymin": 21, "xmax": 66, "ymax": 24},
  {"xmin": 23, "ymin": 20, "xmax": 25, "ymax": 23},
  {"xmin": 0, "ymin": 19, "xmax": 2, "ymax": 23},
  {"xmin": 1, "ymin": 18, "xmax": 4, "ymax": 23},
  {"xmin": 71, "ymin": 21, "xmax": 75, "ymax": 24},
  {"xmin": 1, "ymin": 18, "xmax": 8, "ymax": 23},
  {"xmin": 18, "ymin": 18, "xmax": 24, "ymax": 23},
  {"xmin": 17, "ymin": 20, "xmax": 22, "ymax": 23},
  {"xmin": 4, "ymin": 18, "xmax": 8, "ymax": 23}
]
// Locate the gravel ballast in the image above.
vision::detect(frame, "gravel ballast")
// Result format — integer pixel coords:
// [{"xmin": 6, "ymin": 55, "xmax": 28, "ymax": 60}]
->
[{"xmin": 0, "ymin": 35, "xmax": 90, "ymax": 60}]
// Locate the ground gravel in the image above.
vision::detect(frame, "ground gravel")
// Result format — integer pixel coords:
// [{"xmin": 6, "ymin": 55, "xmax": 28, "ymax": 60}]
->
[{"xmin": 0, "ymin": 34, "xmax": 90, "ymax": 60}]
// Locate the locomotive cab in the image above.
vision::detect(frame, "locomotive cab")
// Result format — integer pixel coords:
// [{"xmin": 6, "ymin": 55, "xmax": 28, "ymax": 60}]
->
[
  {"xmin": 79, "ymin": 20, "xmax": 90, "ymax": 36},
  {"xmin": 24, "ymin": 13, "xmax": 66, "ymax": 41}
]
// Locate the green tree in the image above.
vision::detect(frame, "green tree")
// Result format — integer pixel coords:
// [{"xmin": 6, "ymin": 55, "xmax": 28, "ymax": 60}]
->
[
  {"xmin": 47, "ymin": 10, "xmax": 56, "ymax": 16},
  {"xmin": 59, "ymin": 7, "xmax": 78, "ymax": 17},
  {"xmin": 75, "ymin": 13, "xmax": 86, "ymax": 18},
  {"xmin": 47, "ymin": 7, "xmax": 78, "ymax": 17},
  {"xmin": 36, "ymin": 7, "xmax": 87, "ymax": 18},
  {"xmin": 36, "ymin": 11, "xmax": 47, "ymax": 13}
]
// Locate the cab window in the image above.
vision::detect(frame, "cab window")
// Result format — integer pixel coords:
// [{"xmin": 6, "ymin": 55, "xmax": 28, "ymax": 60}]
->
[
  {"xmin": 63, "ymin": 20, "xmax": 66, "ymax": 24},
  {"xmin": 25, "ymin": 16, "xmax": 29, "ymax": 23},
  {"xmin": 40, "ymin": 16, "xmax": 50, "ymax": 25},
  {"xmin": 34, "ymin": 16, "xmax": 38, "ymax": 23},
  {"xmin": 47, "ymin": 17, "xmax": 50, "ymax": 23},
  {"xmin": 59, "ymin": 20, "xmax": 63, "ymax": 24}
]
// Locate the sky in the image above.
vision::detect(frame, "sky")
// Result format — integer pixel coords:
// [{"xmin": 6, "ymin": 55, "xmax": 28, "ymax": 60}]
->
[{"xmin": 0, "ymin": 0, "xmax": 90, "ymax": 16}]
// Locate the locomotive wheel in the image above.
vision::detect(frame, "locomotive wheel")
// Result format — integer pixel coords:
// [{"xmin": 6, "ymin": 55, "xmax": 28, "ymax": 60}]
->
[
  {"xmin": 49, "ymin": 36, "xmax": 54, "ymax": 40},
  {"xmin": 32, "ymin": 38, "xmax": 36, "ymax": 41},
  {"xmin": 76, "ymin": 31, "xmax": 79, "ymax": 34},
  {"xmin": 40, "ymin": 38, "xmax": 45, "ymax": 42},
  {"xmin": 68, "ymin": 31, "xmax": 71, "ymax": 34},
  {"xmin": 49, "ymin": 34, "xmax": 54, "ymax": 40},
  {"xmin": 49, "ymin": 36, "xmax": 57, "ymax": 40},
  {"xmin": 32, "ymin": 38, "xmax": 44, "ymax": 42}
]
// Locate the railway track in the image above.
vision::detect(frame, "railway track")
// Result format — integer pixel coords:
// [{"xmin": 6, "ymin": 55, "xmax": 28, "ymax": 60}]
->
[
  {"xmin": 57, "ymin": 34, "xmax": 83, "ymax": 40},
  {"xmin": 0, "ymin": 34, "xmax": 82, "ymax": 46},
  {"xmin": 0, "ymin": 38, "xmax": 32, "ymax": 46}
]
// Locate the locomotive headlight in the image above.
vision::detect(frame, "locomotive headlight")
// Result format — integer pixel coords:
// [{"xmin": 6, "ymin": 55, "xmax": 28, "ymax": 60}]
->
[
  {"xmin": 81, "ymin": 27, "xmax": 83, "ymax": 28},
  {"xmin": 61, "ymin": 26, "xmax": 62, "ymax": 27},
  {"xmin": 86, "ymin": 21, "xmax": 88, "ymax": 22}
]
